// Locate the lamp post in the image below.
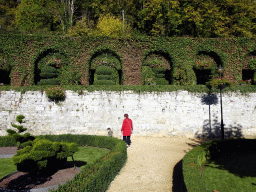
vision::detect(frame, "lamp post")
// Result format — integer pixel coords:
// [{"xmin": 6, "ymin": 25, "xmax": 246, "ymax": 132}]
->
[{"xmin": 218, "ymin": 65, "xmax": 224, "ymax": 140}]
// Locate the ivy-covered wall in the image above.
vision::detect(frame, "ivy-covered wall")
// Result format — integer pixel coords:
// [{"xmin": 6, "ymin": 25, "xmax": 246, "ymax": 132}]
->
[{"xmin": 1, "ymin": 34, "xmax": 256, "ymax": 87}]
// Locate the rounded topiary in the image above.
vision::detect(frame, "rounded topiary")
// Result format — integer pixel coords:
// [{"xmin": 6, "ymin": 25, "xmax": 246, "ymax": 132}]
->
[
  {"xmin": 37, "ymin": 79, "xmax": 60, "ymax": 85},
  {"xmin": 93, "ymin": 80, "xmax": 116, "ymax": 85},
  {"xmin": 97, "ymin": 75, "xmax": 113, "ymax": 80},
  {"xmin": 12, "ymin": 138, "xmax": 79, "ymax": 175},
  {"xmin": 40, "ymin": 66, "xmax": 58, "ymax": 79},
  {"xmin": 95, "ymin": 66, "xmax": 113, "ymax": 75},
  {"xmin": 37, "ymin": 65, "xmax": 60, "ymax": 85},
  {"xmin": 156, "ymin": 78, "xmax": 169, "ymax": 85},
  {"xmin": 152, "ymin": 67, "xmax": 166, "ymax": 74},
  {"xmin": 155, "ymin": 73, "xmax": 165, "ymax": 78}
]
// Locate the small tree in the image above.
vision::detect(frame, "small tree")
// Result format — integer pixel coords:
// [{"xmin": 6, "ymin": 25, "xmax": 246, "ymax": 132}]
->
[{"xmin": 6, "ymin": 115, "xmax": 35, "ymax": 150}]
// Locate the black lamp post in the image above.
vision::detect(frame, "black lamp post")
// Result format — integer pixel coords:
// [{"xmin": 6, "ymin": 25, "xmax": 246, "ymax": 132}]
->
[{"xmin": 218, "ymin": 65, "xmax": 224, "ymax": 140}]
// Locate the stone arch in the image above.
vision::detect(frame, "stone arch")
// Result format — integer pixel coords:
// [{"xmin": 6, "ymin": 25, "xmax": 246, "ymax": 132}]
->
[
  {"xmin": 88, "ymin": 48, "xmax": 123, "ymax": 85},
  {"xmin": 33, "ymin": 48, "xmax": 70, "ymax": 85},
  {"xmin": 142, "ymin": 50, "xmax": 173, "ymax": 85},
  {"xmin": 194, "ymin": 50, "xmax": 222, "ymax": 85}
]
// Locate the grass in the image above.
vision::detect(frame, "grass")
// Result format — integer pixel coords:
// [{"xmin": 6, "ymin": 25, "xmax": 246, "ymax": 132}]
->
[
  {"xmin": 201, "ymin": 150, "xmax": 256, "ymax": 192},
  {"xmin": 0, "ymin": 146, "xmax": 110, "ymax": 180},
  {"xmin": 183, "ymin": 137, "xmax": 256, "ymax": 192}
]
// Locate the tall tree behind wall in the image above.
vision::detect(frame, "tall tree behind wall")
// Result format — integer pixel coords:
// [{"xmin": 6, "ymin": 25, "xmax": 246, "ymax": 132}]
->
[{"xmin": 0, "ymin": 0, "xmax": 20, "ymax": 31}]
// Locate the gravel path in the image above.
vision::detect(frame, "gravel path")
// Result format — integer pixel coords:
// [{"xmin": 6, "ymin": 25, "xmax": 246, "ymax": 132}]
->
[{"xmin": 106, "ymin": 136, "xmax": 199, "ymax": 192}]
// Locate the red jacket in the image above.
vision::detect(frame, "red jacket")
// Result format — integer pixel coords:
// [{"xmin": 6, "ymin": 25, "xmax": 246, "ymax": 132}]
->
[{"xmin": 121, "ymin": 118, "xmax": 133, "ymax": 136}]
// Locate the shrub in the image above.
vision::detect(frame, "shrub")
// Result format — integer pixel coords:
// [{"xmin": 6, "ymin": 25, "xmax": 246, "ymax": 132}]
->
[
  {"xmin": 155, "ymin": 73, "xmax": 165, "ymax": 78},
  {"xmin": 39, "ymin": 66, "xmax": 58, "ymax": 79},
  {"xmin": 6, "ymin": 115, "xmax": 35, "ymax": 150},
  {"xmin": 0, "ymin": 136, "xmax": 17, "ymax": 147},
  {"xmin": 141, "ymin": 66, "xmax": 156, "ymax": 85},
  {"xmin": 94, "ymin": 80, "xmax": 116, "ymax": 85},
  {"xmin": 95, "ymin": 66, "xmax": 113, "ymax": 75},
  {"xmin": 156, "ymin": 78, "xmax": 169, "ymax": 85},
  {"xmin": 94, "ymin": 14, "xmax": 124, "ymax": 37},
  {"xmin": 12, "ymin": 138, "xmax": 79, "ymax": 175},
  {"xmin": 44, "ymin": 86, "xmax": 66, "ymax": 101},
  {"xmin": 97, "ymin": 75, "xmax": 113, "ymax": 80},
  {"xmin": 37, "ymin": 79, "xmax": 60, "ymax": 85},
  {"xmin": 152, "ymin": 67, "xmax": 166, "ymax": 74}
]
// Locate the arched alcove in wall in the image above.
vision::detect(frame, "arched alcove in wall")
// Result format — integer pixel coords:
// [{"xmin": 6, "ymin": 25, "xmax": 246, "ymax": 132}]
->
[
  {"xmin": 88, "ymin": 49, "xmax": 123, "ymax": 85},
  {"xmin": 194, "ymin": 51, "xmax": 222, "ymax": 85},
  {"xmin": 243, "ymin": 50, "xmax": 256, "ymax": 85},
  {"xmin": 0, "ymin": 50, "xmax": 11, "ymax": 86},
  {"xmin": 142, "ymin": 51, "xmax": 173, "ymax": 85},
  {"xmin": 34, "ymin": 49, "xmax": 69, "ymax": 85}
]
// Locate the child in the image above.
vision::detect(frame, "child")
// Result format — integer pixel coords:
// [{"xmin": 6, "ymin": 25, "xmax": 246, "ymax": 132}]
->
[{"xmin": 107, "ymin": 128, "xmax": 113, "ymax": 137}]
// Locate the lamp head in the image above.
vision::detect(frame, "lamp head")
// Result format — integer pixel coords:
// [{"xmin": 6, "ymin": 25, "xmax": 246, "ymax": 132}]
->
[{"xmin": 218, "ymin": 65, "xmax": 224, "ymax": 74}]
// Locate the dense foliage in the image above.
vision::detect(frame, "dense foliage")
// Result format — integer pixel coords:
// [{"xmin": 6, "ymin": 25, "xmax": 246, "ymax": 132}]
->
[
  {"xmin": 6, "ymin": 115, "xmax": 35, "ymax": 150},
  {"xmin": 1, "ymin": 0, "xmax": 256, "ymax": 38}
]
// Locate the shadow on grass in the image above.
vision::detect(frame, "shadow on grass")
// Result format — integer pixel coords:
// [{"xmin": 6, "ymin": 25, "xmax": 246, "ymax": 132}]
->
[
  {"xmin": 203, "ymin": 139, "xmax": 256, "ymax": 178},
  {"xmin": 172, "ymin": 159, "xmax": 187, "ymax": 192}
]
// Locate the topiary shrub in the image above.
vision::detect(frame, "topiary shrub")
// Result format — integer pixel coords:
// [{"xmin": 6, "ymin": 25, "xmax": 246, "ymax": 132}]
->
[
  {"xmin": 97, "ymin": 75, "xmax": 113, "ymax": 80},
  {"xmin": 6, "ymin": 115, "xmax": 35, "ymax": 150},
  {"xmin": 94, "ymin": 80, "xmax": 116, "ymax": 85},
  {"xmin": 156, "ymin": 78, "xmax": 169, "ymax": 85},
  {"xmin": 95, "ymin": 66, "xmax": 113, "ymax": 75},
  {"xmin": 93, "ymin": 65, "xmax": 119, "ymax": 85},
  {"xmin": 12, "ymin": 138, "xmax": 79, "ymax": 175},
  {"xmin": 37, "ymin": 65, "xmax": 60, "ymax": 85},
  {"xmin": 37, "ymin": 79, "xmax": 60, "ymax": 85}
]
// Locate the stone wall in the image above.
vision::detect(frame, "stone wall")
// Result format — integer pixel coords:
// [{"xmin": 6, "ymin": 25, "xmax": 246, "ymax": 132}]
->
[{"xmin": 1, "ymin": 90, "xmax": 256, "ymax": 138}]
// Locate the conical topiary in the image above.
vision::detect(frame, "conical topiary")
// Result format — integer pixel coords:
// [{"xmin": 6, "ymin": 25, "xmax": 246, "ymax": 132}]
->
[{"xmin": 6, "ymin": 115, "xmax": 35, "ymax": 150}]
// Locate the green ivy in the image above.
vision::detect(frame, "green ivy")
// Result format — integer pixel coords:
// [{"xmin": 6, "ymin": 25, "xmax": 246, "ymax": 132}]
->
[{"xmin": 1, "ymin": 34, "xmax": 256, "ymax": 95}]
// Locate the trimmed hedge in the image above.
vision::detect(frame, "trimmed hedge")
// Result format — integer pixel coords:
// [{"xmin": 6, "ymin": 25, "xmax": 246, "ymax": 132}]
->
[
  {"xmin": 95, "ymin": 66, "xmax": 113, "ymax": 75},
  {"xmin": 0, "ymin": 134, "xmax": 127, "ymax": 192},
  {"xmin": 156, "ymin": 78, "xmax": 169, "ymax": 85},
  {"xmin": 93, "ymin": 80, "xmax": 116, "ymax": 85},
  {"xmin": 37, "ymin": 79, "xmax": 60, "ymax": 85},
  {"xmin": 97, "ymin": 75, "xmax": 113, "ymax": 80}
]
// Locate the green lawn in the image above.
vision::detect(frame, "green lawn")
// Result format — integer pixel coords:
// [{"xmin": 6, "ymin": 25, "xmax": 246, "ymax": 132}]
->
[
  {"xmin": 201, "ymin": 150, "xmax": 256, "ymax": 192},
  {"xmin": 0, "ymin": 146, "xmax": 110, "ymax": 179}
]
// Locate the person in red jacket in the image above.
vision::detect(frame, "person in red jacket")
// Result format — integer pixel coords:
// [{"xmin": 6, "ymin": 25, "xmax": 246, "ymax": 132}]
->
[{"xmin": 121, "ymin": 113, "xmax": 133, "ymax": 148}]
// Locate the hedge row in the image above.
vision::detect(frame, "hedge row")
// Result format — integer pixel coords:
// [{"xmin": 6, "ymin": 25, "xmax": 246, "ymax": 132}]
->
[{"xmin": 0, "ymin": 134, "xmax": 127, "ymax": 192}]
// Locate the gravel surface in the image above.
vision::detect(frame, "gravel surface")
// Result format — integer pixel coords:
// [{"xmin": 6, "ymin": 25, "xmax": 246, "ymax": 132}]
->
[{"xmin": 106, "ymin": 136, "xmax": 199, "ymax": 192}]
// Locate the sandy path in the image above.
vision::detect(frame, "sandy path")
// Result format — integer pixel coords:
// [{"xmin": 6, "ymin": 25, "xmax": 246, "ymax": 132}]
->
[{"xmin": 106, "ymin": 136, "xmax": 199, "ymax": 192}]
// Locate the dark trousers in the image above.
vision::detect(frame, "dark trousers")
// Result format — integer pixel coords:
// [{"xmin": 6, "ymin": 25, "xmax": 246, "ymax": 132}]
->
[{"xmin": 123, "ymin": 136, "xmax": 131, "ymax": 146}]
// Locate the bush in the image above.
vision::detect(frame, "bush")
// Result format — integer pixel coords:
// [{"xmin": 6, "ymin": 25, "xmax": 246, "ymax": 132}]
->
[
  {"xmin": 40, "ymin": 66, "xmax": 58, "ymax": 79},
  {"xmin": 0, "ymin": 136, "xmax": 17, "ymax": 147},
  {"xmin": 141, "ymin": 66, "xmax": 156, "ymax": 85},
  {"xmin": 6, "ymin": 115, "xmax": 35, "ymax": 150},
  {"xmin": 152, "ymin": 67, "xmax": 166, "ymax": 74},
  {"xmin": 12, "ymin": 138, "xmax": 79, "ymax": 175},
  {"xmin": 37, "ymin": 79, "xmax": 60, "ymax": 85},
  {"xmin": 155, "ymin": 73, "xmax": 165, "ymax": 78},
  {"xmin": 94, "ymin": 80, "xmax": 116, "ymax": 85},
  {"xmin": 97, "ymin": 75, "xmax": 113, "ymax": 80},
  {"xmin": 95, "ymin": 66, "xmax": 113, "ymax": 75},
  {"xmin": 156, "ymin": 78, "xmax": 169, "ymax": 85}
]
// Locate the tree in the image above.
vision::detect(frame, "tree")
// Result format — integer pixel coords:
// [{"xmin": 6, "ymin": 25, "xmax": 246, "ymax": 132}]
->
[
  {"xmin": 0, "ymin": 0, "xmax": 20, "ymax": 30},
  {"xmin": 55, "ymin": 0, "xmax": 76, "ymax": 32},
  {"xmin": 93, "ymin": 14, "xmax": 129, "ymax": 37},
  {"xmin": 15, "ymin": 0, "xmax": 60, "ymax": 32}
]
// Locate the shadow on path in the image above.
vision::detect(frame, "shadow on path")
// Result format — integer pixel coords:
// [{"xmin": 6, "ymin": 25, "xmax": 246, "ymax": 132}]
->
[{"xmin": 172, "ymin": 159, "xmax": 187, "ymax": 192}]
